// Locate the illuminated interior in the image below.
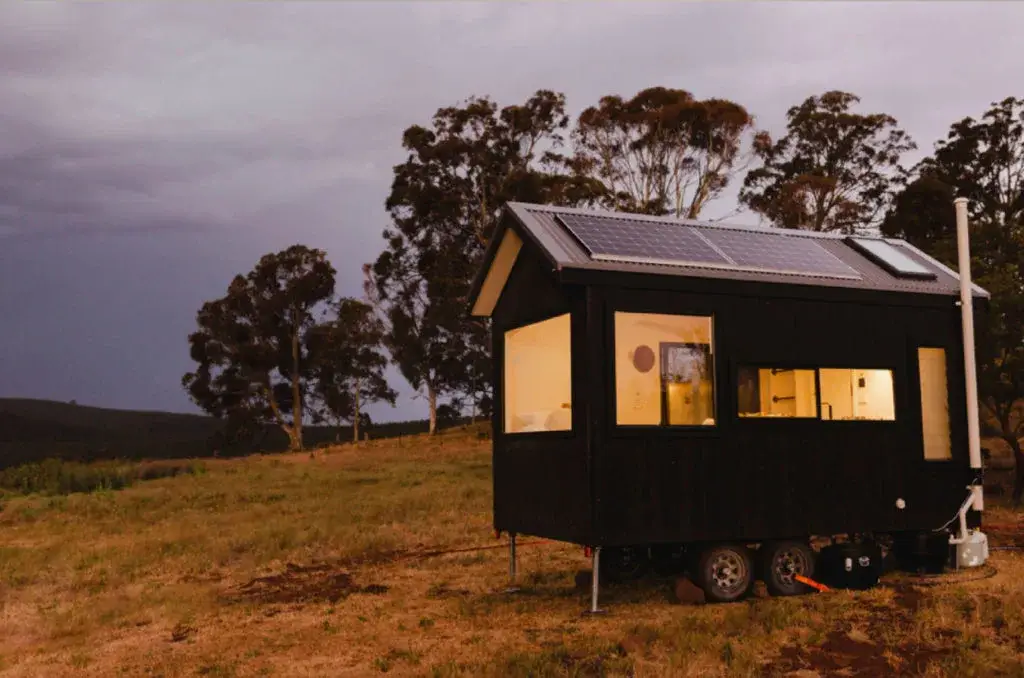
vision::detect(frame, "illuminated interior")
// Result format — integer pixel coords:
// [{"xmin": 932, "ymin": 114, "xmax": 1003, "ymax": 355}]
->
[
  {"xmin": 820, "ymin": 368, "xmax": 895, "ymax": 421},
  {"xmin": 738, "ymin": 368, "xmax": 818, "ymax": 418},
  {"xmin": 503, "ymin": 313, "xmax": 572, "ymax": 433},
  {"xmin": 614, "ymin": 312, "xmax": 715, "ymax": 426},
  {"xmin": 918, "ymin": 348, "xmax": 952, "ymax": 460},
  {"xmin": 737, "ymin": 366, "xmax": 896, "ymax": 421}
]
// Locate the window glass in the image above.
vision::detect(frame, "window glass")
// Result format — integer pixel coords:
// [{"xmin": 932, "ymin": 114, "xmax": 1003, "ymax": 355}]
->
[
  {"xmin": 504, "ymin": 314, "xmax": 572, "ymax": 433},
  {"xmin": 737, "ymin": 368, "xmax": 818, "ymax": 418},
  {"xmin": 615, "ymin": 312, "xmax": 715, "ymax": 426},
  {"xmin": 819, "ymin": 368, "xmax": 895, "ymax": 421},
  {"xmin": 919, "ymin": 348, "xmax": 952, "ymax": 460}
]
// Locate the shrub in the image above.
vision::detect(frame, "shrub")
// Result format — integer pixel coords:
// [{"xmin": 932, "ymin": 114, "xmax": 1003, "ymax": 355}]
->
[{"xmin": 0, "ymin": 458, "xmax": 201, "ymax": 497}]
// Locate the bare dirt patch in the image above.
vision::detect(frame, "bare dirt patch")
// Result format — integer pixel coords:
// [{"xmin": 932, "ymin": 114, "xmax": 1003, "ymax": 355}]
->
[
  {"xmin": 765, "ymin": 627, "xmax": 953, "ymax": 677},
  {"xmin": 225, "ymin": 562, "xmax": 390, "ymax": 606},
  {"xmin": 763, "ymin": 583, "xmax": 952, "ymax": 677}
]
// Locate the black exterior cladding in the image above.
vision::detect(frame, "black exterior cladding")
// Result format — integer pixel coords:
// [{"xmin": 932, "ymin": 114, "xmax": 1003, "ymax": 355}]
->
[{"xmin": 485, "ymin": 207, "xmax": 986, "ymax": 548}]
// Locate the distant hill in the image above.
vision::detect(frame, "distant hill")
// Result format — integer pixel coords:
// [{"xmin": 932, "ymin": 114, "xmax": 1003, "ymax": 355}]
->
[{"xmin": 0, "ymin": 398, "xmax": 444, "ymax": 469}]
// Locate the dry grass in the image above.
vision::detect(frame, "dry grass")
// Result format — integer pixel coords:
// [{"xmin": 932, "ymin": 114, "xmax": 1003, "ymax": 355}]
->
[{"xmin": 0, "ymin": 428, "xmax": 1021, "ymax": 677}]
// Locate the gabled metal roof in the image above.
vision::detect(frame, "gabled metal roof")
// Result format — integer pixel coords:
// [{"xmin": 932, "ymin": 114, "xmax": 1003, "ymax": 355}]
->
[{"xmin": 468, "ymin": 202, "xmax": 989, "ymax": 316}]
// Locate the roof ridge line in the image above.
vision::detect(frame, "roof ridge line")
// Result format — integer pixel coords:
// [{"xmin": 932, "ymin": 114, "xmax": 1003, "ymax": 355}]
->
[{"xmin": 513, "ymin": 201, "xmax": 884, "ymax": 242}]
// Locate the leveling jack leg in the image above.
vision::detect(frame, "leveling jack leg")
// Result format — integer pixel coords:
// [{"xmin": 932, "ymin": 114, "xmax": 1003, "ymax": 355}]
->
[
  {"xmin": 583, "ymin": 546, "xmax": 606, "ymax": 615},
  {"xmin": 503, "ymin": 532, "xmax": 520, "ymax": 593}
]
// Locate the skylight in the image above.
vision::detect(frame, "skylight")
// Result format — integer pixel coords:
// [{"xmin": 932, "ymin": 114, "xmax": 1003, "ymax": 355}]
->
[{"xmin": 846, "ymin": 238, "xmax": 937, "ymax": 280}]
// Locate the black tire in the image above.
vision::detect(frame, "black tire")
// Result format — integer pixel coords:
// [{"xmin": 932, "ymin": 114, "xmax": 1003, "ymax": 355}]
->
[
  {"xmin": 602, "ymin": 546, "xmax": 650, "ymax": 582},
  {"xmin": 695, "ymin": 544, "xmax": 754, "ymax": 603},
  {"xmin": 762, "ymin": 541, "xmax": 816, "ymax": 596}
]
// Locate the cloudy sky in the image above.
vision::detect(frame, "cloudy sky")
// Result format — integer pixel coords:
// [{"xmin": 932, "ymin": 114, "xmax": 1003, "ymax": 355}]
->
[{"xmin": 0, "ymin": 1, "xmax": 1020, "ymax": 421}]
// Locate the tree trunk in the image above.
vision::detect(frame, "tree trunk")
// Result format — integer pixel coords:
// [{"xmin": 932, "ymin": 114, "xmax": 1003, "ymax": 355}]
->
[
  {"xmin": 353, "ymin": 380, "xmax": 361, "ymax": 444},
  {"xmin": 285, "ymin": 427, "xmax": 301, "ymax": 452},
  {"xmin": 470, "ymin": 374, "xmax": 477, "ymax": 425},
  {"xmin": 1008, "ymin": 435, "xmax": 1024, "ymax": 506},
  {"xmin": 291, "ymin": 322, "xmax": 303, "ymax": 451},
  {"xmin": 264, "ymin": 383, "xmax": 300, "ymax": 452},
  {"xmin": 428, "ymin": 383, "xmax": 437, "ymax": 435}
]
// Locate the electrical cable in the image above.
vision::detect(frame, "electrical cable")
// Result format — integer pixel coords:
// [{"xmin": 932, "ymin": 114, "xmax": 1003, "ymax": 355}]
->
[{"xmin": 932, "ymin": 473, "xmax": 984, "ymax": 533}]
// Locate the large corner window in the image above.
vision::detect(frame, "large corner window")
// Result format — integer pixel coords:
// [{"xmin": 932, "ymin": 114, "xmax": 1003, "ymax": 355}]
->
[
  {"xmin": 737, "ymin": 366, "xmax": 896, "ymax": 421},
  {"xmin": 738, "ymin": 368, "xmax": 818, "ymax": 418},
  {"xmin": 615, "ymin": 312, "xmax": 715, "ymax": 427},
  {"xmin": 918, "ymin": 348, "xmax": 952, "ymax": 460},
  {"xmin": 503, "ymin": 313, "xmax": 572, "ymax": 433}
]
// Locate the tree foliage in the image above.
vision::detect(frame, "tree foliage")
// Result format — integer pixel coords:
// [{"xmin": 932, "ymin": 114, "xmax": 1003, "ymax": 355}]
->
[
  {"xmin": 884, "ymin": 97, "xmax": 1024, "ymax": 503},
  {"xmin": 182, "ymin": 245, "xmax": 336, "ymax": 451},
  {"xmin": 741, "ymin": 90, "xmax": 916, "ymax": 233},
  {"xmin": 573, "ymin": 87, "xmax": 762, "ymax": 218},
  {"xmin": 309, "ymin": 297, "xmax": 396, "ymax": 442},
  {"xmin": 366, "ymin": 90, "xmax": 603, "ymax": 433}
]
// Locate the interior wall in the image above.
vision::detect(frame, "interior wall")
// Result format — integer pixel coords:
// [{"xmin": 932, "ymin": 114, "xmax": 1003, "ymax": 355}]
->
[
  {"xmin": 855, "ymin": 369, "xmax": 896, "ymax": 420},
  {"xmin": 819, "ymin": 369, "xmax": 853, "ymax": 421},
  {"xmin": 504, "ymin": 313, "xmax": 572, "ymax": 433},
  {"xmin": 820, "ymin": 368, "xmax": 895, "ymax": 421},
  {"xmin": 748, "ymin": 369, "xmax": 817, "ymax": 417},
  {"xmin": 613, "ymin": 312, "xmax": 712, "ymax": 425}
]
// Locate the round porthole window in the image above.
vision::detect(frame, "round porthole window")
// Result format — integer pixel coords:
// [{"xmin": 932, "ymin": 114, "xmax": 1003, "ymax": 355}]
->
[{"xmin": 632, "ymin": 345, "xmax": 655, "ymax": 373}]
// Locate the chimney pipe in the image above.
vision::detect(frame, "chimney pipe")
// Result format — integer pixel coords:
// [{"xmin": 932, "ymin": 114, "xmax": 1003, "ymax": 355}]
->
[{"xmin": 954, "ymin": 197, "xmax": 982, "ymax": 471}]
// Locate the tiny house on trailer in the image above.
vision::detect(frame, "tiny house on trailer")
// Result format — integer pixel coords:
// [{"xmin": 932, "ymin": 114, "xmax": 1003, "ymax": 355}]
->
[{"xmin": 467, "ymin": 201, "xmax": 990, "ymax": 607}]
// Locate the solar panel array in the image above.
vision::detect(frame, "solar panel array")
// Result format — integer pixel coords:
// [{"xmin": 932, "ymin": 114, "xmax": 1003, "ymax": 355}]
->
[
  {"xmin": 554, "ymin": 213, "xmax": 862, "ymax": 280},
  {"xmin": 554, "ymin": 213, "xmax": 724, "ymax": 265},
  {"xmin": 701, "ymin": 228, "xmax": 860, "ymax": 278}
]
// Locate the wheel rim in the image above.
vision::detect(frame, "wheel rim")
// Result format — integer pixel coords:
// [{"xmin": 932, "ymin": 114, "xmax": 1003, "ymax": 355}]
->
[
  {"xmin": 772, "ymin": 547, "xmax": 809, "ymax": 586},
  {"xmin": 710, "ymin": 551, "xmax": 747, "ymax": 594}
]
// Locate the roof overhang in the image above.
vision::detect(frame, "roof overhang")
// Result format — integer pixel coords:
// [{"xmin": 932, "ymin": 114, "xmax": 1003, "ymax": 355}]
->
[
  {"xmin": 469, "ymin": 226, "xmax": 523, "ymax": 318},
  {"xmin": 556, "ymin": 262, "xmax": 990, "ymax": 309}
]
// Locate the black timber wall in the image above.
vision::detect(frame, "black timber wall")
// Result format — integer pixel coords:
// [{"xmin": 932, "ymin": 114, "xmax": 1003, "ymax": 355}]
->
[
  {"xmin": 588, "ymin": 282, "xmax": 977, "ymax": 547},
  {"xmin": 491, "ymin": 243, "xmax": 591, "ymax": 543}
]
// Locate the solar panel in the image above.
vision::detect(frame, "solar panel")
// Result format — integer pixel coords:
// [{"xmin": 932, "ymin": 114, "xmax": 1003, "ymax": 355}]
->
[
  {"xmin": 554, "ymin": 213, "xmax": 862, "ymax": 280},
  {"xmin": 846, "ymin": 238, "xmax": 937, "ymax": 280},
  {"xmin": 555, "ymin": 213, "xmax": 727, "ymax": 266},
  {"xmin": 699, "ymin": 227, "xmax": 861, "ymax": 279}
]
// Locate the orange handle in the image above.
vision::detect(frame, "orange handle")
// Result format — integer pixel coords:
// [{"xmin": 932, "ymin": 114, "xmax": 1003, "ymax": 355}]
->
[{"xmin": 795, "ymin": 574, "xmax": 830, "ymax": 592}]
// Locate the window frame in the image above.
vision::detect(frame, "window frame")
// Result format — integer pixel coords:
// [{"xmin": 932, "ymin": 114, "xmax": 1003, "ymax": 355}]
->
[
  {"xmin": 734, "ymin": 364, "xmax": 899, "ymax": 425},
  {"xmin": 610, "ymin": 310, "xmax": 719, "ymax": 434},
  {"xmin": 500, "ymin": 312, "xmax": 575, "ymax": 438}
]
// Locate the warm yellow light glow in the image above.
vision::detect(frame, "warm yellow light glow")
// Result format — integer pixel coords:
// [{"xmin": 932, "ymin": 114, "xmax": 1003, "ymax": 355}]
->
[
  {"xmin": 472, "ymin": 229, "xmax": 522, "ymax": 317},
  {"xmin": 503, "ymin": 313, "xmax": 572, "ymax": 433},
  {"xmin": 919, "ymin": 348, "xmax": 952, "ymax": 460},
  {"xmin": 614, "ymin": 312, "xmax": 714, "ymax": 426},
  {"xmin": 819, "ymin": 368, "xmax": 895, "ymax": 421},
  {"xmin": 738, "ymin": 368, "xmax": 818, "ymax": 418}
]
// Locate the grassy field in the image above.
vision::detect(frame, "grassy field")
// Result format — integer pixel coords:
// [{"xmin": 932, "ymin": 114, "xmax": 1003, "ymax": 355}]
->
[{"xmin": 0, "ymin": 429, "xmax": 1022, "ymax": 677}]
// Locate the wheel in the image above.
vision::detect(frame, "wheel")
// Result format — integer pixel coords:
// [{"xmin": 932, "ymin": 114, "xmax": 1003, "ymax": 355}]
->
[
  {"xmin": 762, "ymin": 541, "xmax": 816, "ymax": 596},
  {"xmin": 695, "ymin": 544, "xmax": 754, "ymax": 603},
  {"xmin": 602, "ymin": 546, "xmax": 650, "ymax": 582}
]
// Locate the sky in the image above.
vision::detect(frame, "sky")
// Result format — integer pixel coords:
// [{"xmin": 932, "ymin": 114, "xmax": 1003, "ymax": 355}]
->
[{"xmin": 0, "ymin": 1, "xmax": 1021, "ymax": 422}]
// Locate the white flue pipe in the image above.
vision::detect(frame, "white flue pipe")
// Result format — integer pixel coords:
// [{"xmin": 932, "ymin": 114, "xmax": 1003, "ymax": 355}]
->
[{"xmin": 954, "ymin": 197, "xmax": 983, "ymax": 471}]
